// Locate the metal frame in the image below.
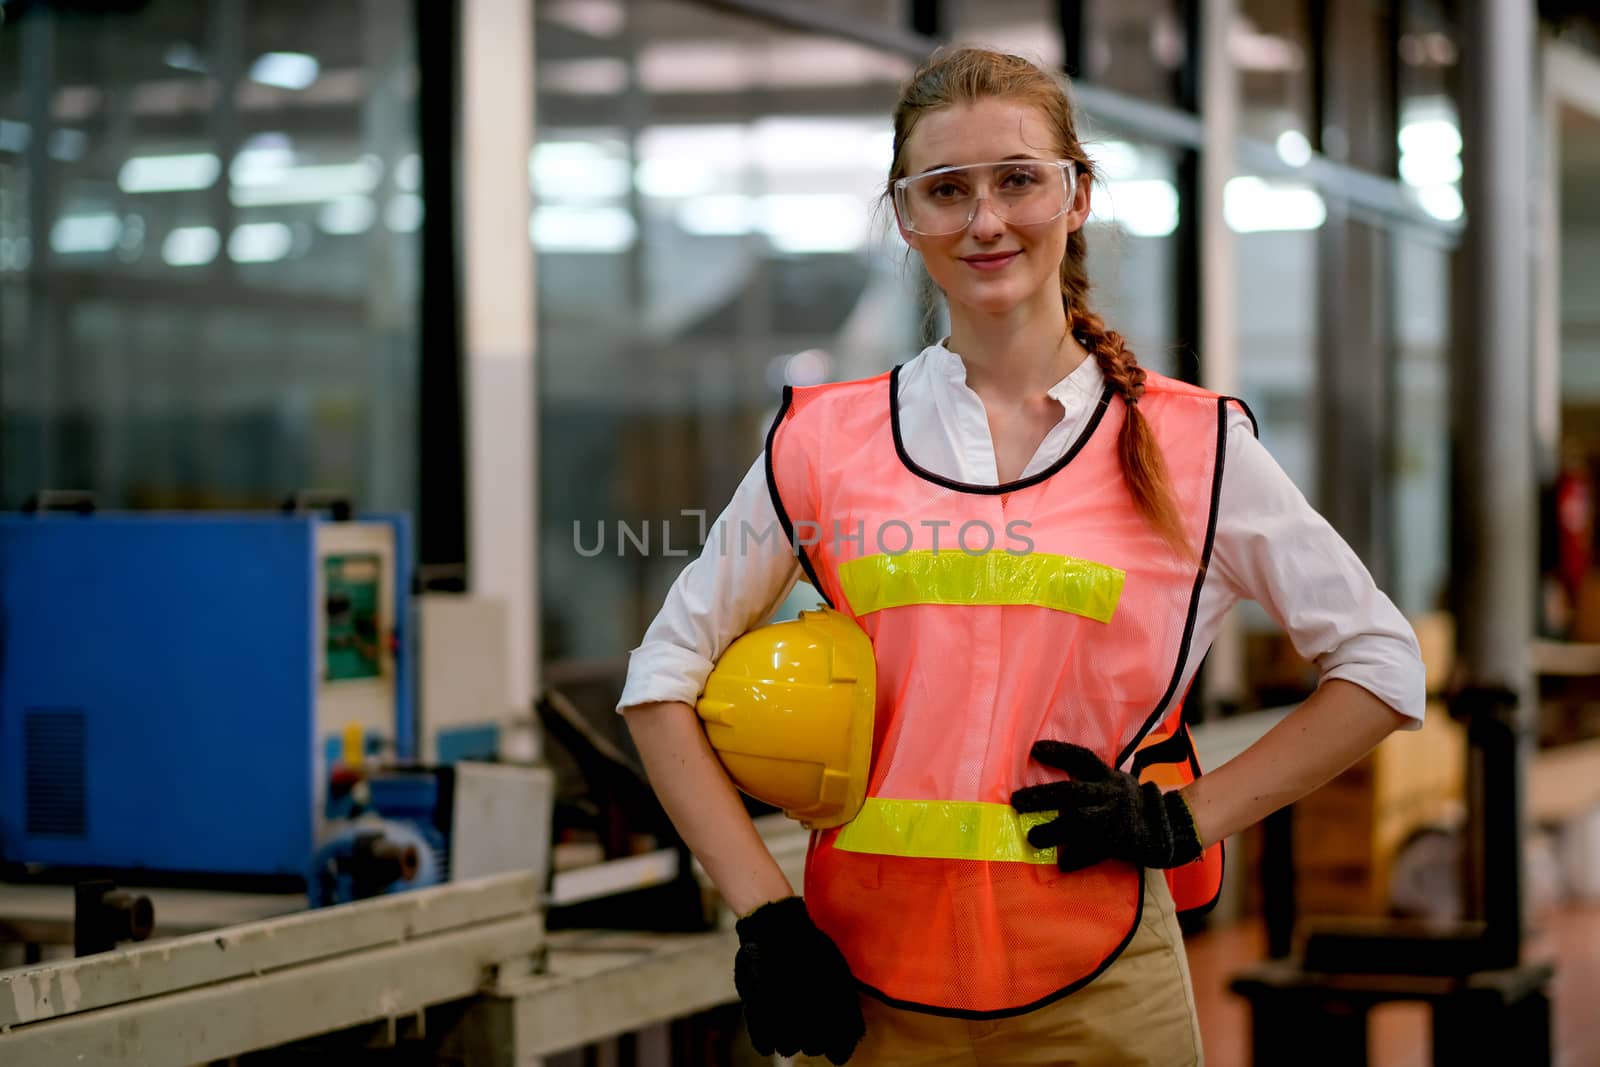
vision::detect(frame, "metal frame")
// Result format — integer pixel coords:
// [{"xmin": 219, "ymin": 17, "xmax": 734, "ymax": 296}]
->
[
  {"xmin": 1452, "ymin": 0, "xmax": 1538, "ymax": 966},
  {"xmin": 0, "ymin": 873, "xmax": 544, "ymax": 1063},
  {"xmin": 416, "ymin": 0, "xmax": 470, "ymax": 573},
  {"xmin": 448, "ymin": 928, "xmax": 740, "ymax": 1065},
  {"xmin": 693, "ymin": 0, "xmax": 1459, "ymax": 238},
  {"xmin": 0, "ymin": 815, "xmax": 813, "ymax": 1064},
  {"xmin": 1536, "ymin": 38, "xmax": 1600, "ymax": 478}
]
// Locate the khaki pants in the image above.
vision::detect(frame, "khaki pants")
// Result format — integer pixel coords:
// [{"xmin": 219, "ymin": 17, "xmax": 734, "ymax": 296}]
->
[{"xmin": 797, "ymin": 868, "xmax": 1203, "ymax": 1067}]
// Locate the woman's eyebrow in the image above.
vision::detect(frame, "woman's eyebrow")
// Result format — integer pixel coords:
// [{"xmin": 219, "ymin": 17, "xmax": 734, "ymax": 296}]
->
[{"xmin": 919, "ymin": 152, "xmax": 1046, "ymax": 171}]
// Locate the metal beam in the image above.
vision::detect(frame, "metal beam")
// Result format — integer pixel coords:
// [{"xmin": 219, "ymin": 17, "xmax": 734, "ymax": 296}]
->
[
  {"xmin": 1234, "ymin": 140, "xmax": 1463, "ymax": 245},
  {"xmin": 455, "ymin": 929, "xmax": 740, "ymax": 1063},
  {"xmin": 0, "ymin": 914, "xmax": 542, "ymax": 1065},
  {"xmin": 415, "ymin": 0, "xmax": 469, "ymax": 573},
  {"xmin": 0, "ymin": 872, "xmax": 540, "ymax": 1029},
  {"xmin": 689, "ymin": 0, "xmax": 1456, "ymax": 239},
  {"xmin": 1057, "ymin": 0, "xmax": 1086, "ymax": 80}
]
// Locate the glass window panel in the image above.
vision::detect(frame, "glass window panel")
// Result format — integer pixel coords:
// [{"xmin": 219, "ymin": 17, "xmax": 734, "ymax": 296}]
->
[
  {"xmin": 1230, "ymin": 174, "xmax": 1322, "ymax": 708},
  {"xmin": 1232, "ymin": 176, "xmax": 1320, "ymax": 497},
  {"xmin": 1398, "ymin": 0, "xmax": 1459, "ymax": 141},
  {"xmin": 1236, "ymin": 0, "xmax": 1314, "ymax": 148},
  {"xmin": 1397, "ymin": 1, "xmax": 1464, "ymax": 226},
  {"xmin": 1392, "ymin": 233, "xmax": 1451, "ymax": 618},
  {"xmin": 951, "ymin": 0, "xmax": 1065, "ymax": 71},
  {"xmin": 1547, "ymin": 104, "xmax": 1600, "ymax": 638},
  {"xmin": 1083, "ymin": 139, "xmax": 1182, "ymax": 378},
  {"xmin": 1083, "ymin": 0, "xmax": 1187, "ymax": 108},
  {"xmin": 537, "ymin": 0, "xmax": 923, "ymax": 666},
  {"xmin": 0, "ymin": 2, "xmax": 420, "ymax": 514}
]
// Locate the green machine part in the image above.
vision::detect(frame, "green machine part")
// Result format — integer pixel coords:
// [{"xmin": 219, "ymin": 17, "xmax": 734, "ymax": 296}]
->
[{"xmin": 324, "ymin": 553, "xmax": 383, "ymax": 681}]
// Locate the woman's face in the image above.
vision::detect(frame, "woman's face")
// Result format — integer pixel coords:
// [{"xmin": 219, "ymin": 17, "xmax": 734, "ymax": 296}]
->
[{"xmin": 895, "ymin": 98, "xmax": 1090, "ymax": 319}]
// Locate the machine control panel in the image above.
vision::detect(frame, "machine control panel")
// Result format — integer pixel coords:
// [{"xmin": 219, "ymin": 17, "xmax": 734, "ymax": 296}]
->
[{"xmin": 324, "ymin": 553, "xmax": 383, "ymax": 681}]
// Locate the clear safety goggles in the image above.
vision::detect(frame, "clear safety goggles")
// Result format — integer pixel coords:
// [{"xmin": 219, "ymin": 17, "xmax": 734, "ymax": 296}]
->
[{"xmin": 892, "ymin": 159, "xmax": 1076, "ymax": 236}]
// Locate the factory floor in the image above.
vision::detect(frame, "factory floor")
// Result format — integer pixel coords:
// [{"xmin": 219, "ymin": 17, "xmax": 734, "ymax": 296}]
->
[{"xmin": 1185, "ymin": 899, "xmax": 1600, "ymax": 1067}]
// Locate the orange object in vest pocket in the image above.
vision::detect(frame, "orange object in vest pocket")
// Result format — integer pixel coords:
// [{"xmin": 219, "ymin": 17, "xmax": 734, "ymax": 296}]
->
[{"xmin": 1133, "ymin": 719, "xmax": 1224, "ymax": 917}]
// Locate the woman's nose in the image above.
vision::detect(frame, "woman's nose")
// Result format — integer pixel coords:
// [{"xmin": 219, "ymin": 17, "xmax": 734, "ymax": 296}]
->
[{"xmin": 967, "ymin": 195, "xmax": 1006, "ymax": 238}]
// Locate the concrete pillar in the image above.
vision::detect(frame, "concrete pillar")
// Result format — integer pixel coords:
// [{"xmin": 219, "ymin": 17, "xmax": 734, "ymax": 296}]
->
[
  {"xmin": 461, "ymin": 0, "xmax": 540, "ymax": 727},
  {"xmin": 1454, "ymin": 0, "xmax": 1536, "ymax": 960},
  {"xmin": 1200, "ymin": 0, "xmax": 1244, "ymax": 709}
]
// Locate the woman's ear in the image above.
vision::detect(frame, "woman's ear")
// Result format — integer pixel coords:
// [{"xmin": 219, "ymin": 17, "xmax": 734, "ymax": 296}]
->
[
  {"xmin": 1065, "ymin": 169, "xmax": 1093, "ymax": 234},
  {"xmin": 892, "ymin": 203, "xmax": 920, "ymax": 251}
]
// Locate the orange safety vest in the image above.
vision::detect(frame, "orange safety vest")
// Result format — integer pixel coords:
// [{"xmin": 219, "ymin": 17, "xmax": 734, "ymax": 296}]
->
[{"xmin": 766, "ymin": 365, "xmax": 1242, "ymax": 1017}]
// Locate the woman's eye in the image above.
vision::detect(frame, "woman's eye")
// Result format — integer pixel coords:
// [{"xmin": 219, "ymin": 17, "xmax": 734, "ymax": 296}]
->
[
  {"xmin": 1002, "ymin": 170, "xmax": 1040, "ymax": 189},
  {"xmin": 929, "ymin": 182, "xmax": 963, "ymax": 199}
]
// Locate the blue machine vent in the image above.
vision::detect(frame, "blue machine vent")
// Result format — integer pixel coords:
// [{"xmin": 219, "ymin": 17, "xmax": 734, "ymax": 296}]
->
[{"xmin": 25, "ymin": 709, "xmax": 87, "ymax": 837}]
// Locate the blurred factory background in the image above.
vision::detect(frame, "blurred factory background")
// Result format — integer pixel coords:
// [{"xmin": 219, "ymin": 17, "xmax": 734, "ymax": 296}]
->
[{"xmin": 0, "ymin": 1, "xmax": 1599, "ymax": 1065}]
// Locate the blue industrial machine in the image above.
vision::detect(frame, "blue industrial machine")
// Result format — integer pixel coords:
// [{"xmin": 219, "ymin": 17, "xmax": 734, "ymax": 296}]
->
[{"xmin": 0, "ymin": 509, "xmax": 415, "ymax": 881}]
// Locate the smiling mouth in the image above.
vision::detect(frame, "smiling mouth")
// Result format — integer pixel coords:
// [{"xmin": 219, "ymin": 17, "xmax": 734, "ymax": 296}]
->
[{"xmin": 961, "ymin": 251, "xmax": 1021, "ymax": 270}]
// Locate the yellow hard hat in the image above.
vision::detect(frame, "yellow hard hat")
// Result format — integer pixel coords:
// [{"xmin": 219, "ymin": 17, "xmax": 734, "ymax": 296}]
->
[{"xmin": 696, "ymin": 607, "xmax": 875, "ymax": 829}]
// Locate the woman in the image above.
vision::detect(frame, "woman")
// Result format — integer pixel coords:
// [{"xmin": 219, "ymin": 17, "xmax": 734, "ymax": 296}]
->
[{"xmin": 619, "ymin": 48, "xmax": 1423, "ymax": 1066}]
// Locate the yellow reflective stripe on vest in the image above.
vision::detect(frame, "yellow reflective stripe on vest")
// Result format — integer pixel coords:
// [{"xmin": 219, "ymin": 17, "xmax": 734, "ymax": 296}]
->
[
  {"xmin": 833, "ymin": 797, "xmax": 1060, "ymax": 865},
  {"xmin": 837, "ymin": 550, "xmax": 1124, "ymax": 622}
]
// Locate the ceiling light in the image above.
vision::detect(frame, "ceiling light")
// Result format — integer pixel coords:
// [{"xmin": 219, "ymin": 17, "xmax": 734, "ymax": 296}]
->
[
  {"xmin": 1417, "ymin": 185, "xmax": 1463, "ymax": 222},
  {"xmin": 531, "ymin": 204, "xmax": 637, "ymax": 252},
  {"xmin": 319, "ymin": 196, "xmax": 377, "ymax": 235},
  {"xmin": 1095, "ymin": 180, "xmax": 1180, "ymax": 238},
  {"xmin": 162, "ymin": 225, "xmax": 220, "ymax": 266},
  {"xmin": 1275, "ymin": 130, "xmax": 1313, "ymax": 168},
  {"xmin": 1224, "ymin": 177, "xmax": 1326, "ymax": 232},
  {"xmin": 228, "ymin": 221, "xmax": 293, "ymax": 263},
  {"xmin": 51, "ymin": 213, "xmax": 120, "ymax": 254},
  {"xmin": 250, "ymin": 52, "xmax": 320, "ymax": 91},
  {"xmin": 119, "ymin": 153, "xmax": 221, "ymax": 193}
]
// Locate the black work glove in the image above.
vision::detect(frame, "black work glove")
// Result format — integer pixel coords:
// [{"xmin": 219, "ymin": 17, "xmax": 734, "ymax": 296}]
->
[
  {"xmin": 1010, "ymin": 740, "xmax": 1203, "ymax": 873},
  {"xmin": 733, "ymin": 896, "xmax": 865, "ymax": 1065}
]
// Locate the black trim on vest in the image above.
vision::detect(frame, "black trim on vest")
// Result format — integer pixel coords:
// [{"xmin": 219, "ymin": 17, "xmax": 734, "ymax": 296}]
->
[
  {"xmin": 889, "ymin": 363, "xmax": 1116, "ymax": 496},
  {"xmin": 853, "ymin": 868, "xmax": 1147, "ymax": 1020},
  {"xmin": 1115, "ymin": 396, "xmax": 1230, "ymax": 771},
  {"xmin": 764, "ymin": 386, "xmax": 834, "ymax": 609},
  {"xmin": 1221, "ymin": 394, "xmax": 1260, "ymax": 439},
  {"xmin": 1184, "ymin": 846, "xmax": 1226, "ymax": 918}
]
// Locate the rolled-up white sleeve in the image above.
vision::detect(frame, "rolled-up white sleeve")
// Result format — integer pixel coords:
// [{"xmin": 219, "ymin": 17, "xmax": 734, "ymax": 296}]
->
[
  {"xmin": 1211, "ymin": 416, "xmax": 1427, "ymax": 727},
  {"xmin": 616, "ymin": 455, "xmax": 803, "ymax": 712}
]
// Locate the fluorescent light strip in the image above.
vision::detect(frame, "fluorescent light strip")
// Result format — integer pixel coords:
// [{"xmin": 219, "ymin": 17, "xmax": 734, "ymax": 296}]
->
[
  {"xmin": 1092, "ymin": 179, "xmax": 1181, "ymax": 237},
  {"xmin": 385, "ymin": 194, "xmax": 424, "ymax": 233},
  {"xmin": 228, "ymin": 222, "xmax": 293, "ymax": 263},
  {"xmin": 51, "ymin": 213, "xmax": 120, "ymax": 254},
  {"xmin": 119, "ymin": 153, "xmax": 221, "ymax": 193},
  {"xmin": 319, "ymin": 196, "xmax": 377, "ymax": 235},
  {"xmin": 162, "ymin": 226, "xmax": 220, "ymax": 266},
  {"xmin": 230, "ymin": 161, "xmax": 380, "ymax": 206},
  {"xmin": 1224, "ymin": 177, "xmax": 1327, "ymax": 233},
  {"xmin": 531, "ymin": 205, "xmax": 637, "ymax": 252},
  {"xmin": 250, "ymin": 52, "xmax": 320, "ymax": 91}
]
